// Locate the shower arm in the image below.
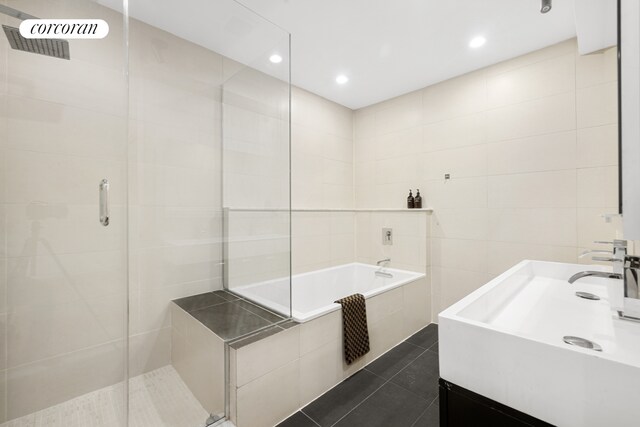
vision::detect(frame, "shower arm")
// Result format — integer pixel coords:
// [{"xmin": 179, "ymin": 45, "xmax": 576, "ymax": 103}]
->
[{"xmin": 0, "ymin": 4, "xmax": 37, "ymax": 20}]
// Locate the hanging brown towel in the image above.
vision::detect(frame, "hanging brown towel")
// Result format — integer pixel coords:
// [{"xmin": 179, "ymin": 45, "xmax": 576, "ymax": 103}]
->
[{"xmin": 334, "ymin": 293, "xmax": 370, "ymax": 365}]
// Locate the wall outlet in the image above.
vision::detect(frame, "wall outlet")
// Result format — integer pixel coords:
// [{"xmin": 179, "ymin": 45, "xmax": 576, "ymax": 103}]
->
[{"xmin": 382, "ymin": 228, "xmax": 393, "ymax": 245}]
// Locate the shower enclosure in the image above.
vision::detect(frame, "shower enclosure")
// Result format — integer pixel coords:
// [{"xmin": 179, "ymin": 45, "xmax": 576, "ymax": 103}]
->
[{"xmin": 0, "ymin": 0, "xmax": 290, "ymax": 425}]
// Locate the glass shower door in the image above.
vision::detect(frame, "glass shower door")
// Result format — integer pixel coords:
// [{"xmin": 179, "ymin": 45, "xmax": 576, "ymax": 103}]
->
[{"xmin": 0, "ymin": 0, "xmax": 129, "ymax": 425}]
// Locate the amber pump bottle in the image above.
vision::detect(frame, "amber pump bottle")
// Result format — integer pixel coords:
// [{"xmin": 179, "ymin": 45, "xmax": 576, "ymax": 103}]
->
[
  {"xmin": 414, "ymin": 189, "xmax": 422, "ymax": 209},
  {"xmin": 407, "ymin": 190, "xmax": 415, "ymax": 209}
]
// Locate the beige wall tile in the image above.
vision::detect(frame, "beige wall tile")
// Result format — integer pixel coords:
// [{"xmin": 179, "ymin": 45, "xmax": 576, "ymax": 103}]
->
[
  {"xmin": 486, "ymin": 242, "xmax": 577, "ymax": 276},
  {"xmin": 374, "ymin": 91, "xmax": 423, "ymax": 134},
  {"xmin": 377, "ymin": 127, "xmax": 423, "ymax": 159},
  {"xmin": 171, "ymin": 309, "xmax": 225, "ymax": 415},
  {"xmin": 485, "ymin": 92, "xmax": 576, "ymax": 142},
  {"xmin": 365, "ymin": 310, "xmax": 405, "ymax": 363},
  {"xmin": 6, "ymin": 341, "xmax": 126, "ymax": 419},
  {"xmin": 431, "ymin": 208, "xmax": 489, "ymax": 241},
  {"xmin": 432, "ymin": 267, "xmax": 489, "ymax": 314},
  {"xmin": 577, "ymin": 125, "xmax": 618, "ymax": 168},
  {"xmin": 128, "ymin": 328, "xmax": 171, "ymax": 377},
  {"xmin": 432, "ymin": 238, "xmax": 488, "ymax": 272},
  {"xmin": 299, "ymin": 338, "xmax": 341, "ymax": 407},
  {"xmin": 0, "ymin": 369, "xmax": 6, "ymax": 423},
  {"xmin": 488, "ymin": 208, "xmax": 577, "ymax": 246},
  {"xmin": 423, "ymin": 177, "xmax": 488, "ymax": 209},
  {"xmin": 577, "ymin": 166, "xmax": 619, "ymax": 207},
  {"xmin": 576, "ymin": 46, "xmax": 617, "ymax": 89},
  {"xmin": 487, "ymin": 131, "xmax": 577, "ymax": 175},
  {"xmin": 0, "ymin": 258, "xmax": 6, "ymax": 314},
  {"xmin": 402, "ymin": 277, "xmax": 431, "ymax": 334},
  {"xmin": 366, "ymin": 288, "xmax": 403, "ymax": 325},
  {"xmin": 577, "ymin": 207, "xmax": 623, "ymax": 248},
  {"xmin": 236, "ymin": 359, "xmax": 300, "ymax": 427},
  {"xmin": 236, "ymin": 326, "xmax": 300, "ymax": 387},
  {"xmin": 488, "ymin": 170, "xmax": 577, "ymax": 208},
  {"xmin": 576, "ymin": 81, "xmax": 618, "ymax": 128},
  {"xmin": 486, "ymin": 53, "xmax": 575, "ymax": 109},
  {"xmin": 423, "ymin": 72, "xmax": 487, "ymax": 123},
  {"xmin": 299, "ymin": 310, "xmax": 342, "ymax": 356},
  {"xmin": 422, "ymin": 113, "xmax": 485, "ymax": 152},
  {"xmin": 354, "ymin": 110, "xmax": 376, "ymax": 140},
  {"xmin": 419, "ymin": 144, "xmax": 487, "ymax": 180}
]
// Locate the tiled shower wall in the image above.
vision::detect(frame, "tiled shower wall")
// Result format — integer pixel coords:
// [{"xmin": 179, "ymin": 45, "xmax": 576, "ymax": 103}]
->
[
  {"xmin": 353, "ymin": 39, "xmax": 622, "ymax": 315},
  {"xmin": 128, "ymin": 17, "xmax": 227, "ymax": 379}
]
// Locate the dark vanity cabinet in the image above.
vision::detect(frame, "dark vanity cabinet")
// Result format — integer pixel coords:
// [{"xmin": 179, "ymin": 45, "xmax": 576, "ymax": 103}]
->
[{"xmin": 439, "ymin": 379, "xmax": 554, "ymax": 427}]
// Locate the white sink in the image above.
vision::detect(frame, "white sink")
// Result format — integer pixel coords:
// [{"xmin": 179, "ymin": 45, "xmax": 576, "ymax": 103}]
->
[{"xmin": 439, "ymin": 260, "xmax": 640, "ymax": 427}]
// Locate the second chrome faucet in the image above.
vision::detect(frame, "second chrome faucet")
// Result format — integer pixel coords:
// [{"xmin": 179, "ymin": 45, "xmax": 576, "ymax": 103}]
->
[
  {"xmin": 570, "ymin": 240, "xmax": 627, "ymax": 283},
  {"xmin": 569, "ymin": 240, "xmax": 640, "ymax": 322}
]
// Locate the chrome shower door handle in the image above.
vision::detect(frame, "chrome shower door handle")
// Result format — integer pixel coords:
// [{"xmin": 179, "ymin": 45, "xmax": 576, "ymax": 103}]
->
[{"xmin": 99, "ymin": 179, "xmax": 110, "ymax": 226}]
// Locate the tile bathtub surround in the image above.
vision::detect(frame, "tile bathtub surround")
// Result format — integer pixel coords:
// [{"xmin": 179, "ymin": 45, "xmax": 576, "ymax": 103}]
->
[
  {"xmin": 278, "ymin": 324, "xmax": 440, "ymax": 427},
  {"xmin": 227, "ymin": 277, "xmax": 431, "ymax": 427},
  {"xmin": 353, "ymin": 39, "xmax": 622, "ymax": 315}
]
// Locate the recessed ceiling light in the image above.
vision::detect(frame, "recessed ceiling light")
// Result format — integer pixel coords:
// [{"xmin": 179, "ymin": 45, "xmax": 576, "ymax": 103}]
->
[
  {"xmin": 336, "ymin": 75, "xmax": 349, "ymax": 84},
  {"xmin": 269, "ymin": 54, "xmax": 283, "ymax": 64},
  {"xmin": 469, "ymin": 36, "xmax": 486, "ymax": 49}
]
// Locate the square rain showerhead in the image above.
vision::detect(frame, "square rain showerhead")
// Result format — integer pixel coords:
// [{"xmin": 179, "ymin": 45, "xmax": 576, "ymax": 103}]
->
[{"xmin": 2, "ymin": 25, "xmax": 69, "ymax": 60}]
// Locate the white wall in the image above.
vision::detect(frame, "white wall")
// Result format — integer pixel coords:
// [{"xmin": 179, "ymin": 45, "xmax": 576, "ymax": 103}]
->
[{"xmin": 353, "ymin": 39, "xmax": 622, "ymax": 315}]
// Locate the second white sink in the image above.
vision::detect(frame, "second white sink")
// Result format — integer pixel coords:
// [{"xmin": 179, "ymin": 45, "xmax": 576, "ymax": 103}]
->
[{"xmin": 439, "ymin": 260, "xmax": 640, "ymax": 426}]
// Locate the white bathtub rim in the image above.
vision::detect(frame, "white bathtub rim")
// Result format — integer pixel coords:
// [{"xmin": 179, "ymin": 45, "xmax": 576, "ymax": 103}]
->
[{"xmin": 231, "ymin": 262, "xmax": 425, "ymax": 323}]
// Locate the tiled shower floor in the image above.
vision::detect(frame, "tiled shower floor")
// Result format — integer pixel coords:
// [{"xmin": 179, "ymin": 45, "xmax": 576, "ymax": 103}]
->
[
  {"xmin": 277, "ymin": 324, "xmax": 440, "ymax": 427},
  {"xmin": 0, "ymin": 365, "xmax": 229, "ymax": 427}
]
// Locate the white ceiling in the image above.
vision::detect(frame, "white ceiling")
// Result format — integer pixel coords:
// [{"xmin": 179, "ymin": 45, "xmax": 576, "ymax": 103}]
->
[
  {"xmin": 102, "ymin": 0, "xmax": 582, "ymax": 110},
  {"xmin": 237, "ymin": 0, "xmax": 578, "ymax": 109}
]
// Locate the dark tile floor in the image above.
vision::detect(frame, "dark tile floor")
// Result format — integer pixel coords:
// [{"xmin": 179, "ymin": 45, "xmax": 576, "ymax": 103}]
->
[
  {"xmin": 173, "ymin": 290, "xmax": 291, "ymax": 341},
  {"xmin": 277, "ymin": 324, "xmax": 440, "ymax": 427}
]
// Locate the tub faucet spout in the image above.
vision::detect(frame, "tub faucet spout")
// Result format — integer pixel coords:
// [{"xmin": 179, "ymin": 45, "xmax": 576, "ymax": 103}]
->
[{"xmin": 377, "ymin": 258, "xmax": 391, "ymax": 266}]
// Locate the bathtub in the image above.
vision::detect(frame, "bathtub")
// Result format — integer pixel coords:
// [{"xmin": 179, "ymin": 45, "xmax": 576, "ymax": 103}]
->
[{"xmin": 232, "ymin": 262, "xmax": 425, "ymax": 322}]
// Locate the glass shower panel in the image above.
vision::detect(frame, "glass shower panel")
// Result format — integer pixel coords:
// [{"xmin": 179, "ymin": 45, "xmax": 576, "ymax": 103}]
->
[
  {"xmin": 124, "ymin": 0, "xmax": 290, "ymax": 424},
  {"xmin": 222, "ymin": 28, "xmax": 292, "ymax": 329},
  {"xmin": 125, "ymin": 1, "xmax": 226, "ymax": 425},
  {"xmin": 0, "ymin": 0, "xmax": 128, "ymax": 425}
]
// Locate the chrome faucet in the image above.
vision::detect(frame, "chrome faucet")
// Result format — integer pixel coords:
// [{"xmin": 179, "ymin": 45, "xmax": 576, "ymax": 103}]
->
[
  {"xmin": 570, "ymin": 239, "xmax": 640, "ymax": 322},
  {"xmin": 578, "ymin": 240, "xmax": 627, "ymax": 275},
  {"xmin": 375, "ymin": 258, "xmax": 393, "ymax": 278}
]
